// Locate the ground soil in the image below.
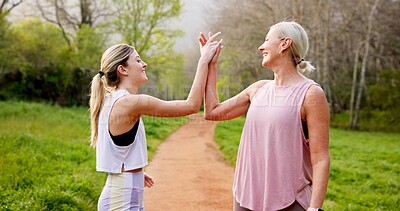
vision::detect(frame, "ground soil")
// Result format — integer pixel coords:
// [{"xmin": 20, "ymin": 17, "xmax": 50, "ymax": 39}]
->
[{"xmin": 144, "ymin": 114, "xmax": 234, "ymax": 211}]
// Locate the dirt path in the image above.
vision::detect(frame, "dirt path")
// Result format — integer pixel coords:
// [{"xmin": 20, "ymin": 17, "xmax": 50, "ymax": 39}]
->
[{"xmin": 144, "ymin": 115, "xmax": 234, "ymax": 211}]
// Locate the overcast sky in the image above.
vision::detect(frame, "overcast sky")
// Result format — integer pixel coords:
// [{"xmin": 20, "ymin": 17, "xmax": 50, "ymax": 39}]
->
[{"xmin": 171, "ymin": 0, "xmax": 217, "ymax": 51}]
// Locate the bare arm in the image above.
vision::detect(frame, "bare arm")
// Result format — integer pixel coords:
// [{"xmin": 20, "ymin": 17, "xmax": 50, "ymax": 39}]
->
[
  {"xmin": 204, "ymin": 66, "xmax": 253, "ymax": 121},
  {"xmin": 117, "ymin": 33, "xmax": 222, "ymax": 117},
  {"xmin": 199, "ymin": 32, "xmax": 267, "ymax": 121},
  {"xmin": 304, "ymin": 85, "xmax": 330, "ymax": 209}
]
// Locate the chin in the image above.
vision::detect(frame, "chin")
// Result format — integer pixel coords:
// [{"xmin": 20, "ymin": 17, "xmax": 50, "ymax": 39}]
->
[{"xmin": 261, "ymin": 61, "xmax": 269, "ymax": 68}]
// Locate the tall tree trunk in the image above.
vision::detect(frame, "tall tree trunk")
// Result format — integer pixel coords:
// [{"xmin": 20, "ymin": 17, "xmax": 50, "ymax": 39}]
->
[
  {"xmin": 352, "ymin": 0, "xmax": 380, "ymax": 129},
  {"xmin": 350, "ymin": 42, "xmax": 362, "ymax": 127},
  {"xmin": 322, "ymin": 3, "xmax": 333, "ymax": 111}
]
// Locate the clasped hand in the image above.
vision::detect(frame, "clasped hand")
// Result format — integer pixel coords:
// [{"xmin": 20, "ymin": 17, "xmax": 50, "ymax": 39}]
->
[{"xmin": 199, "ymin": 32, "xmax": 223, "ymax": 64}]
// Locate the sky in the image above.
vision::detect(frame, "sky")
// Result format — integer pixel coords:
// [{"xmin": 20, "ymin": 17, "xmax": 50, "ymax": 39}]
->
[{"xmin": 171, "ymin": 0, "xmax": 217, "ymax": 51}]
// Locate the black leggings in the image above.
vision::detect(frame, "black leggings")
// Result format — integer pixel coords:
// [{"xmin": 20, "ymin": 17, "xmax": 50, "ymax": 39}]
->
[{"xmin": 234, "ymin": 200, "xmax": 305, "ymax": 211}]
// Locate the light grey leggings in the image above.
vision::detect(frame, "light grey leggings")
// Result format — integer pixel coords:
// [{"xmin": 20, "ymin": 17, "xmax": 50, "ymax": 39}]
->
[
  {"xmin": 98, "ymin": 172, "xmax": 145, "ymax": 211},
  {"xmin": 234, "ymin": 200, "xmax": 305, "ymax": 211}
]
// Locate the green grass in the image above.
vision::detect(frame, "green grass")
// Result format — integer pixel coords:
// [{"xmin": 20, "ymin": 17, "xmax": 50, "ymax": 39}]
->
[
  {"xmin": 0, "ymin": 101, "xmax": 187, "ymax": 210},
  {"xmin": 215, "ymin": 116, "xmax": 400, "ymax": 210},
  {"xmin": 331, "ymin": 110, "xmax": 400, "ymax": 133}
]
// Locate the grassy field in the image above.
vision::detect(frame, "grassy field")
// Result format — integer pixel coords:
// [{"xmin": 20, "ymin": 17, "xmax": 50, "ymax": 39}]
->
[
  {"xmin": 330, "ymin": 110, "xmax": 400, "ymax": 133},
  {"xmin": 215, "ymin": 116, "xmax": 400, "ymax": 210},
  {"xmin": 0, "ymin": 101, "xmax": 187, "ymax": 210}
]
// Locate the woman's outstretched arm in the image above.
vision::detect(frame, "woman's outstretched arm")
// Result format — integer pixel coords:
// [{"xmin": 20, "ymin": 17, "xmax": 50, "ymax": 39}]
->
[{"xmin": 117, "ymin": 32, "xmax": 222, "ymax": 117}]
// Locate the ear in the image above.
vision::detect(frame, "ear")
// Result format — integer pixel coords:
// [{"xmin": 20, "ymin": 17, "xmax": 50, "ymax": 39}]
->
[
  {"xmin": 117, "ymin": 65, "xmax": 128, "ymax": 76},
  {"xmin": 280, "ymin": 37, "xmax": 292, "ymax": 53}
]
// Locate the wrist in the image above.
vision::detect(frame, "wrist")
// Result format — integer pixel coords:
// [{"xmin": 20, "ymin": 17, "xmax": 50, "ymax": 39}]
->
[
  {"xmin": 208, "ymin": 62, "xmax": 217, "ymax": 69},
  {"xmin": 198, "ymin": 57, "xmax": 209, "ymax": 65}
]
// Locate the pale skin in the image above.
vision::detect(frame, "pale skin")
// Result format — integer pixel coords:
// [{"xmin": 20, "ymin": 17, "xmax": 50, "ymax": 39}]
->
[
  {"xmin": 108, "ymin": 32, "xmax": 222, "ymax": 188},
  {"xmin": 201, "ymin": 28, "xmax": 330, "ymax": 209}
]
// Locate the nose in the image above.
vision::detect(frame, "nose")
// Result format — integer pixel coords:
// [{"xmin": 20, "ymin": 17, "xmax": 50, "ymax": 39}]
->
[
  {"xmin": 258, "ymin": 42, "xmax": 265, "ymax": 52},
  {"xmin": 142, "ymin": 61, "xmax": 147, "ymax": 68}
]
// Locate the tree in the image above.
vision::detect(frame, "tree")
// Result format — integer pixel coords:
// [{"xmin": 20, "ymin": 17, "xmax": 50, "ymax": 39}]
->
[
  {"xmin": 351, "ymin": 0, "xmax": 381, "ymax": 129},
  {"xmin": 0, "ymin": 0, "xmax": 23, "ymax": 76},
  {"xmin": 112, "ymin": 0, "xmax": 184, "ymax": 98},
  {"xmin": 36, "ymin": 0, "xmax": 109, "ymax": 48},
  {"xmin": 207, "ymin": 0, "xmax": 400, "ymax": 130},
  {"xmin": 0, "ymin": 0, "xmax": 22, "ymax": 14},
  {"xmin": 112, "ymin": 0, "xmax": 181, "ymax": 53}
]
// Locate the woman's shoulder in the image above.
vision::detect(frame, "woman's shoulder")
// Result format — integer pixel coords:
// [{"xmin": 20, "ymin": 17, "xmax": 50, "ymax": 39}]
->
[
  {"xmin": 247, "ymin": 80, "xmax": 271, "ymax": 99},
  {"xmin": 249, "ymin": 80, "xmax": 270, "ymax": 89},
  {"xmin": 304, "ymin": 84, "xmax": 328, "ymax": 107}
]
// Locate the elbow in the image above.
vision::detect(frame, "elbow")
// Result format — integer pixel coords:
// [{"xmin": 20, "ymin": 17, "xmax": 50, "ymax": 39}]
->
[
  {"xmin": 204, "ymin": 113, "xmax": 220, "ymax": 121},
  {"xmin": 186, "ymin": 104, "xmax": 200, "ymax": 115},
  {"xmin": 190, "ymin": 106, "xmax": 201, "ymax": 115},
  {"xmin": 204, "ymin": 114, "xmax": 212, "ymax": 120},
  {"xmin": 184, "ymin": 99, "xmax": 201, "ymax": 115}
]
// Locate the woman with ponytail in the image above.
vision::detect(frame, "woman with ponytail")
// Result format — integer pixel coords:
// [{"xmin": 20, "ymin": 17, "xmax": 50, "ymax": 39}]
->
[
  {"xmin": 202, "ymin": 21, "xmax": 330, "ymax": 211},
  {"xmin": 90, "ymin": 32, "xmax": 222, "ymax": 210}
]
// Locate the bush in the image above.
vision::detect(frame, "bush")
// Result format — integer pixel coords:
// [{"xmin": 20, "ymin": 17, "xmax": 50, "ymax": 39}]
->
[{"xmin": 0, "ymin": 18, "xmax": 107, "ymax": 106}]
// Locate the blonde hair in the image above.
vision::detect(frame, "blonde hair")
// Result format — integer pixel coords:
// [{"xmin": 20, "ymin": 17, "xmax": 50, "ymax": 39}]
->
[
  {"xmin": 271, "ymin": 21, "xmax": 315, "ymax": 72},
  {"xmin": 89, "ymin": 44, "xmax": 135, "ymax": 147}
]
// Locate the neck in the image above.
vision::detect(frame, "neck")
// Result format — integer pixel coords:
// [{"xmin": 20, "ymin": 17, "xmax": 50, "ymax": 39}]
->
[
  {"xmin": 116, "ymin": 82, "xmax": 139, "ymax": 94},
  {"xmin": 271, "ymin": 61, "xmax": 305, "ymax": 86}
]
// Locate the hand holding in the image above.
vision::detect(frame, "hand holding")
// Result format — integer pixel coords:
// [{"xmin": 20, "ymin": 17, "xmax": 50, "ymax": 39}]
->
[
  {"xmin": 199, "ymin": 32, "xmax": 222, "ymax": 63},
  {"xmin": 199, "ymin": 32, "xmax": 223, "ymax": 65}
]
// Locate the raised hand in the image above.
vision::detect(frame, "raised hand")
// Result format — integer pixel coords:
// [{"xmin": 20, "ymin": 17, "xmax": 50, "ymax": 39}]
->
[
  {"xmin": 199, "ymin": 32, "xmax": 223, "ymax": 65},
  {"xmin": 199, "ymin": 32, "xmax": 222, "ymax": 64}
]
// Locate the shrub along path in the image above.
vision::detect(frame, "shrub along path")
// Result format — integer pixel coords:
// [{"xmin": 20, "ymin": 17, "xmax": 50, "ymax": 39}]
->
[{"xmin": 144, "ymin": 114, "xmax": 234, "ymax": 211}]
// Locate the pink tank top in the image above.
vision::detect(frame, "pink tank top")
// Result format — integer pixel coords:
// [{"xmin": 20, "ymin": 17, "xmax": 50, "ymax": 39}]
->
[{"xmin": 233, "ymin": 79, "xmax": 317, "ymax": 211}]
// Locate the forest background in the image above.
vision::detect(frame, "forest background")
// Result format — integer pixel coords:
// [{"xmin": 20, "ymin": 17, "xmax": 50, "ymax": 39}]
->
[
  {"xmin": 0, "ymin": 0, "xmax": 399, "ymax": 210},
  {"xmin": 0, "ymin": 0, "xmax": 399, "ymax": 130}
]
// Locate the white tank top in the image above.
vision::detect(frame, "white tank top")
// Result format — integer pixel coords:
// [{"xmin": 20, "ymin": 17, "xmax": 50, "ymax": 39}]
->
[{"xmin": 96, "ymin": 89, "xmax": 148, "ymax": 173}]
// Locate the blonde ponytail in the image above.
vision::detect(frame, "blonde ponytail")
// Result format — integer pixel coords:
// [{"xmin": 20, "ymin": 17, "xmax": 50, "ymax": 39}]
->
[
  {"xmin": 297, "ymin": 59, "xmax": 316, "ymax": 72},
  {"xmin": 89, "ymin": 73, "xmax": 105, "ymax": 147},
  {"xmin": 89, "ymin": 43, "xmax": 135, "ymax": 147}
]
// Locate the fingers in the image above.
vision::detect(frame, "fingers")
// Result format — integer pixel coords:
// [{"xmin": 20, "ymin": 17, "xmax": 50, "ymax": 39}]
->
[
  {"xmin": 210, "ymin": 39, "xmax": 223, "ymax": 64},
  {"xmin": 199, "ymin": 32, "xmax": 207, "ymax": 46},
  {"xmin": 199, "ymin": 31, "xmax": 222, "ymax": 46},
  {"xmin": 145, "ymin": 178, "xmax": 154, "ymax": 188},
  {"xmin": 144, "ymin": 172, "xmax": 155, "ymax": 188},
  {"xmin": 218, "ymin": 39, "xmax": 223, "ymax": 48},
  {"xmin": 208, "ymin": 31, "xmax": 221, "ymax": 43}
]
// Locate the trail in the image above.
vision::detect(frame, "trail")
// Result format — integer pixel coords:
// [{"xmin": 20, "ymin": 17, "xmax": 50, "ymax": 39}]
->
[{"xmin": 144, "ymin": 115, "xmax": 234, "ymax": 211}]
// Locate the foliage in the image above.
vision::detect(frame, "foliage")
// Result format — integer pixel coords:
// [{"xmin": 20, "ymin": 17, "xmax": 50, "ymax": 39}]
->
[
  {"xmin": 74, "ymin": 24, "xmax": 107, "ymax": 70},
  {"xmin": 0, "ymin": 0, "xmax": 187, "ymax": 105},
  {"xmin": 215, "ymin": 116, "xmax": 400, "ymax": 210},
  {"xmin": 11, "ymin": 18, "xmax": 70, "ymax": 72},
  {"xmin": 0, "ymin": 18, "xmax": 71, "ymax": 103},
  {"xmin": 208, "ymin": 0, "xmax": 400, "ymax": 121},
  {"xmin": 0, "ymin": 14, "xmax": 11, "ymax": 78},
  {"xmin": 0, "ymin": 18, "xmax": 106, "ymax": 106},
  {"xmin": 112, "ymin": 0, "xmax": 181, "ymax": 53},
  {"xmin": 368, "ymin": 69, "xmax": 400, "ymax": 111},
  {"xmin": 331, "ymin": 110, "xmax": 400, "ymax": 133},
  {"xmin": 0, "ymin": 101, "xmax": 187, "ymax": 210},
  {"xmin": 112, "ymin": 0, "xmax": 185, "ymax": 98}
]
